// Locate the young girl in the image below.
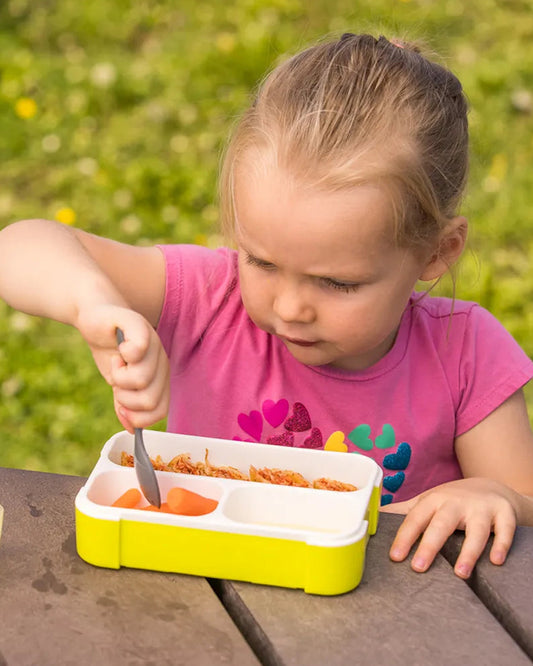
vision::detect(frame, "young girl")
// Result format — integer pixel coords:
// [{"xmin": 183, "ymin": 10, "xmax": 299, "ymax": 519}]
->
[{"xmin": 1, "ymin": 33, "xmax": 533, "ymax": 580}]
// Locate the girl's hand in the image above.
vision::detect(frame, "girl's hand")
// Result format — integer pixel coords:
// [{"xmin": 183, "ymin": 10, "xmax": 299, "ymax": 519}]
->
[
  {"xmin": 381, "ymin": 478, "xmax": 519, "ymax": 579},
  {"xmin": 76, "ymin": 304, "xmax": 170, "ymax": 432}
]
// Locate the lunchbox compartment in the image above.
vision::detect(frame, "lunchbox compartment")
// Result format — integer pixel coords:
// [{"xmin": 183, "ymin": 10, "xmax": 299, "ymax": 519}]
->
[
  {"xmin": 104, "ymin": 429, "xmax": 378, "ymax": 490},
  {"xmin": 86, "ymin": 467, "xmax": 224, "ymax": 510},
  {"xmin": 222, "ymin": 483, "xmax": 363, "ymax": 535}
]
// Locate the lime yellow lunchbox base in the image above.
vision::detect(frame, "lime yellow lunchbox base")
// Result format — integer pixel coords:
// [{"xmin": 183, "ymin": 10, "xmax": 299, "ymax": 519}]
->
[{"xmin": 76, "ymin": 509, "xmax": 369, "ymax": 596}]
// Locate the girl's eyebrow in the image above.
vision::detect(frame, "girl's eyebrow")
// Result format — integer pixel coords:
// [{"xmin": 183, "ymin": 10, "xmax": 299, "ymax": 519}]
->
[
  {"xmin": 242, "ymin": 247, "xmax": 272, "ymax": 262},
  {"xmin": 314, "ymin": 269, "xmax": 373, "ymax": 283},
  {"xmin": 242, "ymin": 247, "xmax": 375, "ymax": 282}
]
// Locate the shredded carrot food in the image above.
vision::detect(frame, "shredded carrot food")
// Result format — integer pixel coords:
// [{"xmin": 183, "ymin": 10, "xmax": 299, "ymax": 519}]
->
[
  {"xmin": 120, "ymin": 449, "xmax": 357, "ymax": 492},
  {"xmin": 249, "ymin": 465, "xmax": 311, "ymax": 487}
]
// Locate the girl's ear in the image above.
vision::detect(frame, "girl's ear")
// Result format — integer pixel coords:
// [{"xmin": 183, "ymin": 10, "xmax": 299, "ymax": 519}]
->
[{"xmin": 419, "ymin": 216, "xmax": 468, "ymax": 281}]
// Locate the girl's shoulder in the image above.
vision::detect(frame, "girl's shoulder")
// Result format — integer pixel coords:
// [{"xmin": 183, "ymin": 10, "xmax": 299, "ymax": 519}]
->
[
  {"xmin": 156, "ymin": 244, "xmax": 242, "ymax": 357},
  {"xmin": 410, "ymin": 292, "xmax": 478, "ymax": 320},
  {"xmin": 157, "ymin": 243, "xmax": 239, "ymax": 306},
  {"xmin": 158, "ymin": 243, "xmax": 237, "ymax": 277},
  {"xmin": 408, "ymin": 291, "xmax": 530, "ymax": 367},
  {"xmin": 409, "ymin": 292, "xmax": 498, "ymax": 338}
]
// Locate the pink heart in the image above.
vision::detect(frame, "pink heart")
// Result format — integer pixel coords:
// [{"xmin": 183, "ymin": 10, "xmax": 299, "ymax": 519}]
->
[
  {"xmin": 303, "ymin": 427, "xmax": 323, "ymax": 449},
  {"xmin": 267, "ymin": 431, "xmax": 295, "ymax": 447},
  {"xmin": 237, "ymin": 410, "xmax": 263, "ymax": 441},
  {"xmin": 262, "ymin": 399, "xmax": 289, "ymax": 428},
  {"xmin": 284, "ymin": 402, "xmax": 311, "ymax": 432}
]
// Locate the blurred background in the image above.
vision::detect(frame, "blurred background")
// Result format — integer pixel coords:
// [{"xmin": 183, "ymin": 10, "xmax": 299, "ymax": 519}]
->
[{"xmin": 1, "ymin": 0, "xmax": 532, "ymax": 475}]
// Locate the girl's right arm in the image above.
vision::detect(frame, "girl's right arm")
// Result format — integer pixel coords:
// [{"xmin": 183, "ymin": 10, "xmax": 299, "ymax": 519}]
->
[
  {"xmin": 0, "ymin": 218, "xmax": 165, "ymax": 326},
  {"xmin": 0, "ymin": 219, "xmax": 169, "ymax": 430}
]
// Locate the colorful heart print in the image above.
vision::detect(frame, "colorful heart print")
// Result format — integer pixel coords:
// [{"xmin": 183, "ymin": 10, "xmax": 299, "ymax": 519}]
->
[
  {"xmin": 383, "ymin": 442, "xmax": 411, "ymax": 470},
  {"xmin": 374, "ymin": 424, "xmax": 395, "ymax": 449},
  {"xmin": 262, "ymin": 399, "xmax": 289, "ymax": 428},
  {"xmin": 324, "ymin": 431, "xmax": 348, "ymax": 452},
  {"xmin": 237, "ymin": 410, "xmax": 263, "ymax": 441},
  {"xmin": 284, "ymin": 402, "xmax": 312, "ymax": 432},
  {"xmin": 348, "ymin": 424, "xmax": 373, "ymax": 451},
  {"xmin": 381, "ymin": 494, "xmax": 393, "ymax": 506},
  {"xmin": 303, "ymin": 427, "xmax": 323, "ymax": 449},
  {"xmin": 267, "ymin": 431, "xmax": 295, "ymax": 447},
  {"xmin": 382, "ymin": 471, "xmax": 405, "ymax": 493}
]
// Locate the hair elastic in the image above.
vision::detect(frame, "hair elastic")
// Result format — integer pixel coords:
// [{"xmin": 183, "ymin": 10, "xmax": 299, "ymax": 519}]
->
[{"xmin": 390, "ymin": 39, "xmax": 405, "ymax": 49}]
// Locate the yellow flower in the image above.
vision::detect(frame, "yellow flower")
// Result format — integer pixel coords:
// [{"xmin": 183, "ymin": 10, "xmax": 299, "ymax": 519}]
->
[
  {"xmin": 15, "ymin": 97, "xmax": 38, "ymax": 119},
  {"xmin": 215, "ymin": 32, "xmax": 236, "ymax": 53},
  {"xmin": 193, "ymin": 233, "xmax": 208, "ymax": 246},
  {"xmin": 55, "ymin": 207, "xmax": 77, "ymax": 225},
  {"xmin": 488, "ymin": 153, "xmax": 508, "ymax": 181}
]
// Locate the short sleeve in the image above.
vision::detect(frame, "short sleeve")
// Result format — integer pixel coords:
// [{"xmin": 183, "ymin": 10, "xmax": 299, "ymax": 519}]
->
[
  {"xmin": 455, "ymin": 304, "xmax": 533, "ymax": 436},
  {"xmin": 156, "ymin": 244, "xmax": 238, "ymax": 370}
]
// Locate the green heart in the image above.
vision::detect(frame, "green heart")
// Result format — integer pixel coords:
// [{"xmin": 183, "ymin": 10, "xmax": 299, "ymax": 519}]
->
[
  {"xmin": 375, "ymin": 424, "xmax": 395, "ymax": 449},
  {"xmin": 348, "ymin": 424, "xmax": 373, "ymax": 451}
]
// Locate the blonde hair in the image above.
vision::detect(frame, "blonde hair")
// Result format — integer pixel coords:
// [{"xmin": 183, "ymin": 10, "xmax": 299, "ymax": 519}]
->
[{"xmin": 219, "ymin": 33, "xmax": 469, "ymax": 253}]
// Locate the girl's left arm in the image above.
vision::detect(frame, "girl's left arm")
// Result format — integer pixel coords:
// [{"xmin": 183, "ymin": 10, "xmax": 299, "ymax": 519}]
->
[{"xmin": 382, "ymin": 388, "xmax": 533, "ymax": 578}]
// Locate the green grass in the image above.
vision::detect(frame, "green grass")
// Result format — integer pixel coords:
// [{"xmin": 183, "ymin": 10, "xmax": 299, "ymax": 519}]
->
[{"xmin": 1, "ymin": 0, "xmax": 532, "ymax": 475}]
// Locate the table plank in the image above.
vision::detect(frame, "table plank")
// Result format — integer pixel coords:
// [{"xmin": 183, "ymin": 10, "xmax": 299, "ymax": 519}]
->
[
  {"xmin": 214, "ymin": 514, "xmax": 531, "ymax": 666},
  {"xmin": 442, "ymin": 525, "xmax": 533, "ymax": 661},
  {"xmin": 0, "ymin": 467, "xmax": 259, "ymax": 666}
]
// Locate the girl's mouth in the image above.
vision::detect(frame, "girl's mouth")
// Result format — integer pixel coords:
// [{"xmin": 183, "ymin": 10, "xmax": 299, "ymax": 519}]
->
[{"xmin": 283, "ymin": 337, "xmax": 317, "ymax": 347}]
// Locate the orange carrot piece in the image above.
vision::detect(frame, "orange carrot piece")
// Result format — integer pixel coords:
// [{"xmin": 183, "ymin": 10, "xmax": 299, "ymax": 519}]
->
[
  {"xmin": 139, "ymin": 502, "xmax": 171, "ymax": 512},
  {"xmin": 112, "ymin": 488, "xmax": 142, "ymax": 509},
  {"xmin": 166, "ymin": 487, "xmax": 218, "ymax": 516}
]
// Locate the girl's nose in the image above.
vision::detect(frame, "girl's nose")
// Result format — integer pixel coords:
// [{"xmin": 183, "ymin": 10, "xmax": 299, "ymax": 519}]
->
[{"xmin": 273, "ymin": 282, "xmax": 315, "ymax": 324}]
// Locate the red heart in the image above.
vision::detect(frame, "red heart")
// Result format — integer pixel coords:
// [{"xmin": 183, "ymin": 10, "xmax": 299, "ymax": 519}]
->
[
  {"xmin": 267, "ymin": 431, "xmax": 295, "ymax": 447},
  {"xmin": 284, "ymin": 402, "xmax": 311, "ymax": 432},
  {"xmin": 303, "ymin": 427, "xmax": 323, "ymax": 449}
]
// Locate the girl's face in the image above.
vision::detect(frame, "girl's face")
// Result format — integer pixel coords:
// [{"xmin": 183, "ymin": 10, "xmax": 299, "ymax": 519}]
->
[{"xmin": 235, "ymin": 167, "xmax": 432, "ymax": 371}]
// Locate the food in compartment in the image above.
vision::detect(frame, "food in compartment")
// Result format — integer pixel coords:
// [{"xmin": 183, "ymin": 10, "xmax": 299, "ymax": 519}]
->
[
  {"xmin": 112, "ymin": 487, "xmax": 142, "ymax": 508},
  {"xmin": 167, "ymin": 487, "xmax": 218, "ymax": 515},
  {"xmin": 120, "ymin": 449, "xmax": 357, "ymax": 492},
  {"xmin": 111, "ymin": 486, "xmax": 218, "ymax": 515}
]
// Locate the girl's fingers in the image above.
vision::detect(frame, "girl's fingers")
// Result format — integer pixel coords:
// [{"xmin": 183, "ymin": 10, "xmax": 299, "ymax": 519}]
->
[
  {"xmin": 113, "ymin": 355, "xmax": 169, "ymax": 410},
  {"xmin": 387, "ymin": 480, "xmax": 519, "ymax": 578},
  {"xmin": 79, "ymin": 305, "xmax": 151, "ymax": 352},
  {"xmin": 389, "ymin": 504, "xmax": 434, "ymax": 562},
  {"xmin": 114, "ymin": 370, "xmax": 169, "ymax": 427},
  {"xmin": 111, "ymin": 348, "xmax": 163, "ymax": 391},
  {"xmin": 453, "ymin": 520, "xmax": 491, "ymax": 579},
  {"xmin": 113, "ymin": 378, "xmax": 169, "ymax": 420},
  {"xmin": 407, "ymin": 509, "xmax": 463, "ymax": 572},
  {"xmin": 380, "ymin": 498, "xmax": 414, "ymax": 514},
  {"xmin": 114, "ymin": 397, "xmax": 135, "ymax": 434},
  {"xmin": 112, "ymin": 326, "xmax": 163, "ymax": 387},
  {"xmin": 117, "ymin": 401, "xmax": 168, "ymax": 429},
  {"xmin": 114, "ymin": 322, "xmax": 152, "ymax": 365},
  {"xmin": 489, "ymin": 506, "xmax": 516, "ymax": 566},
  {"xmin": 111, "ymin": 333, "xmax": 170, "ymax": 427}
]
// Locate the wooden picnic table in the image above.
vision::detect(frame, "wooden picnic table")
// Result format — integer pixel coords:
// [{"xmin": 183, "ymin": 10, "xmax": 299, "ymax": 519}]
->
[{"xmin": 1, "ymin": 465, "xmax": 532, "ymax": 665}]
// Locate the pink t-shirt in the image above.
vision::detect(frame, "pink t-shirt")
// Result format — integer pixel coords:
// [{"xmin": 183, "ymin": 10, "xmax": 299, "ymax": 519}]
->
[{"xmin": 156, "ymin": 244, "xmax": 533, "ymax": 504}]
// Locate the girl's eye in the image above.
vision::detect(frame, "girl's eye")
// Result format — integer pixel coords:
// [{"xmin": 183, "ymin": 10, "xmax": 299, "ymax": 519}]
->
[
  {"xmin": 245, "ymin": 254, "xmax": 276, "ymax": 270},
  {"xmin": 321, "ymin": 277, "xmax": 359, "ymax": 293}
]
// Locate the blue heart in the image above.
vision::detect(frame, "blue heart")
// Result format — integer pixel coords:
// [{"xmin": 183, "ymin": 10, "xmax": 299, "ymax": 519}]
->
[
  {"xmin": 382, "ymin": 472, "xmax": 405, "ymax": 493},
  {"xmin": 381, "ymin": 494, "xmax": 393, "ymax": 506},
  {"xmin": 383, "ymin": 442, "xmax": 411, "ymax": 471}
]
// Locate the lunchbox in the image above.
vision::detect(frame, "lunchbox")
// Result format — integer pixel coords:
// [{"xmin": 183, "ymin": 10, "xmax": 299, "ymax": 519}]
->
[{"xmin": 75, "ymin": 430, "xmax": 383, "ymax": 595}]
